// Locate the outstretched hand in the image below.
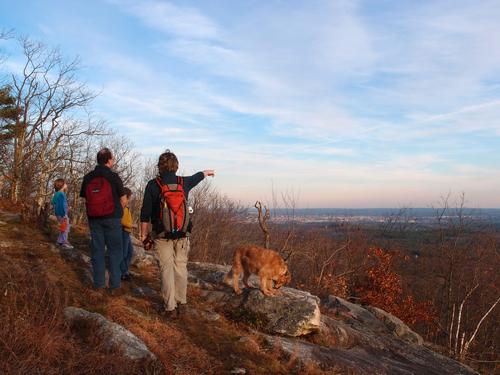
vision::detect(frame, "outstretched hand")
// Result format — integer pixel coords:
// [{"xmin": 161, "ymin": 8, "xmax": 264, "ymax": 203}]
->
[{"xmin": 203, "ymin": 169, "xmax": 215, "ymax": 177}]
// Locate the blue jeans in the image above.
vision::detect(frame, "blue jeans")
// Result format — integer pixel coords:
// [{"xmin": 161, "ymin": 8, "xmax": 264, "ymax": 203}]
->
[
  {"xmin": 89, "ymin": 218, "xmax": 123, "ymax": 289},
  {"xmin": 120, "ymin": 230, "xmax": 134, "ymax": 276}
]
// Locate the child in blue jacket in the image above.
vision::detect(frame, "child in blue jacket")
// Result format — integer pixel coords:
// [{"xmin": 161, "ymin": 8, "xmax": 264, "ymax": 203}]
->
[{"xmin": 51, "ymin": 178, "xmax": 74, "ymax": 249}]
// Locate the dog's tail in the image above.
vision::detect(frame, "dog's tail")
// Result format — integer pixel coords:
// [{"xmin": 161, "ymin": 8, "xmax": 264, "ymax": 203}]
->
[{"xmin": 223, "ymin": 246, "xmax": 244, "ymax": 285}]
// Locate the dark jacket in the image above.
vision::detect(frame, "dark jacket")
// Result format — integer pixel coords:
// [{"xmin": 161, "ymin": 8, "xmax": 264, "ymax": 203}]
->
[
  {"xmin": 80, "ymin": 165, "xmax": 126, "ymax": 219},
  {"xmin": 140, "ymin": 171, "xmax": 204, "ymax": 234}
]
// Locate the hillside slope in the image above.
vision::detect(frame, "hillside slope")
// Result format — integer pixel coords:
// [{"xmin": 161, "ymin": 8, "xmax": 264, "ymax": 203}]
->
[
  {"xmin": 0, "ymin": 210, "xmax": 321, "ymax": 374},
  {"xmin": 0, "ymin": 209, "xmax": 479, "ymax": 374}
]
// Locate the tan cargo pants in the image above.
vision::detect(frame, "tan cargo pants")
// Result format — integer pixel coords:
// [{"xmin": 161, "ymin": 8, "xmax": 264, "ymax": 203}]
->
[{"xmin": 154, "ymin": 237, "xmax": 190, "ymax": 311}]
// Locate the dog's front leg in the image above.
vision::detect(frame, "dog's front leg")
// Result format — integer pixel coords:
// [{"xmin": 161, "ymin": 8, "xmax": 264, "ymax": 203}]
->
[
  {"xmin": 232, "ymin": 269, "xmax": 243, "ymax": 295},
  {"xmin": 260, "ymin": 276, "xmax": 275, "ymax": 296},
  {"xmin": 234, "ymin": 282, "xmax": 243, "ymax": 295}
]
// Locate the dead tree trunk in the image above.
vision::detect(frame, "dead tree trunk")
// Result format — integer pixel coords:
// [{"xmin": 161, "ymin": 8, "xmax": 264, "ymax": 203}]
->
[{"xmin": 255, "ymin": 201, "xmax": 270, "ymax": 249}]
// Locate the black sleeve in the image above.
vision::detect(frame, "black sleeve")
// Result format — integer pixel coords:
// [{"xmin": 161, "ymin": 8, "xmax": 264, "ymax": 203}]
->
[
  {"xmin": 79, "ymin": 177, "xmax": 86, "ymax": 198},
  {"xmin": 184, "ymin": 171, "xmax": 205, "ymax": 191},
  {"xmin": 114, "ymin": 173, "xmax": 126, "ymax": 197},
  {"xmin": 140, "ymin": 180, "xmax": 154, "ymax": 222}
]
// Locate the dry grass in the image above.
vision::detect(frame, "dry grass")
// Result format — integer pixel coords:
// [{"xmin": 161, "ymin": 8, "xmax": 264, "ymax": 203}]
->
[
  {"xmin": 0, "ymin": 232, "xmax": 162, "ymax": 374},
  {"xmin": 0, "ymin": 207, "xmax": 332, "ymax": 375}
]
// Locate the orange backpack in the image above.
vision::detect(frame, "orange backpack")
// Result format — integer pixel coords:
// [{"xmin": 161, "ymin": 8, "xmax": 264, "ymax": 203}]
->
[{"xmin": 156, "ymin": 177, "xmax": 190, "ymax": 237}]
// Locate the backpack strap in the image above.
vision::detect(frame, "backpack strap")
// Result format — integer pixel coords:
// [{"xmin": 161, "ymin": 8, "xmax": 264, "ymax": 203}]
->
[
  {"xmin": 156, "ymin": 177, "xmax": 171, "ymax": 192},
  {"xmin": 156, "ymin": 177, "xmax": 184, "ymax": 189},
  {"xmin": 155, "ymin": 177, "xmax": 163, "ymax": 188},
  {"xmin": 177, "ymin": 176, "xmax": 184, "ymax": 187}
]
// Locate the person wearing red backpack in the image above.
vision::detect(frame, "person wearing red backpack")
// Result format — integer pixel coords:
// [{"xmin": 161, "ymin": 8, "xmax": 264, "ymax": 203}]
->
[
  {"xmin": 140, "ymin": 149, "xmax": 214, "ymax": 318},
  {"xmin": 80, "ymin": 148, "xmax": 127, "ymax": 295}
]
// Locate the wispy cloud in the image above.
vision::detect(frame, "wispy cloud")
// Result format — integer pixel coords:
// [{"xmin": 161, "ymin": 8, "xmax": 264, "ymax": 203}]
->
[
  {"xmin": 109, "ymin": 0, "xmax": 219, "ymax": 40},
  {"xmin": 3, "ymin": 0, "xmax": 499, "ymax": 206},
  {"xmin": 103, "ymin": 0, "xmax": 500, "ymax": 206}
]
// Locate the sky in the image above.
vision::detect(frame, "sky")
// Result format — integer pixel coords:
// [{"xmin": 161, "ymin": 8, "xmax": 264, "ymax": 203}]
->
[{"xmin": 1, "ymin": 0, "xmax": 500, "ymax": 208}]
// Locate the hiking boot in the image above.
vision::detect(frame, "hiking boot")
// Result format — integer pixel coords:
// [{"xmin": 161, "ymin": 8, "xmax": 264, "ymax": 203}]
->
[
  {"xmin": 107, "ymin": 288, "xmax": 125, "ymax": 297},
  {"xmin": 160, "ymin": 309, "xmax": 177, "ymax": 320},
  {"xmin": 61, "ymin": 243, "xmax": 74, "ymax": 250},
  {"xmin": 121, "ymin": 273, "xmax": 132, "ymax": 281},
  {"xmin": 156, "ymin": 302, "xmax": 177, "ymax": 320}
]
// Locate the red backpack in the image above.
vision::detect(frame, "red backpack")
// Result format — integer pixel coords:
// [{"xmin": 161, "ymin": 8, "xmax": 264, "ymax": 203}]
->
[
  {"xmin": 85, "ymin": 176, "xmax": 115, "ymax": 217},
  {"xmin": 156, "ymin": 177, "xmax": 190, "ymax": 236}
]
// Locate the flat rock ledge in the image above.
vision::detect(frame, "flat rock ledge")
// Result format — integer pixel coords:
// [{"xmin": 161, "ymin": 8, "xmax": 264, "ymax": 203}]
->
[
  {"xmin": 264, "ymin": 332, "xmax": 478, "ymax": 375},
  {"xmin": 64, "ymin": 306, "xmax": 155, "ymax": 360},
  {"xmin": 188, "ymin": 262, "xmax": 321, "ymax": 337},
  {"xmin": 324, "ymin": 295, "xmax": 423, "ymax": 345},
  {"xmin": 367, "ymin": 305, "xmax": 423, "ymax": 345}
]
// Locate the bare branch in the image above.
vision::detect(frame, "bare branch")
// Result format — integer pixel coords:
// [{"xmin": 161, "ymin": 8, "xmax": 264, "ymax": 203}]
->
[
  {"xmin": 462, "ymin": 295, "xmax": 500, "ymax": 357},
  {"xmin": 454, "ymin": 284, "xmax": 479, "ymax": 356},
  {"xmin": 317, "ymin": 240, "xmax": 351, "ymax": 287},
  {"xmin": 255, "ymin": 201, "xmax": 270, "ymax": 249}
]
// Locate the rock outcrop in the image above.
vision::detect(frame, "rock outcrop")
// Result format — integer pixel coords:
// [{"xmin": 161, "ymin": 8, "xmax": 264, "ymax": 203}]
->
[
  {"xmin": 324, "ymin": 295, "xmax": 423, "ymax": 345},
  {"xmin": 367, "ymin": 305, "xmax": 423, "ymax": 345},
  {"xmin": 64, "ymin": 306, "xmax": 155, "ymax": 360},
  {"xmin": 315, "ymin": 312, "xmax": 477, "ymax": 374},
  {"xmin": 52, "ymin": 240, "xmax": 475, "ymax": 374},
  {"xmin": 188, "ymin": 262, "xmax": 478, "ymax": 375},
  {"xmin": 188, "ymin": 262, "xmax": 321, "ymax": 336}
]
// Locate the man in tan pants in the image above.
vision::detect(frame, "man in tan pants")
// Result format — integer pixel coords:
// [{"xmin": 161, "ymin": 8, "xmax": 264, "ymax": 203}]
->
[{"xmin": 140, "ymin": 149, "xmax": 214, "ymax": 317}]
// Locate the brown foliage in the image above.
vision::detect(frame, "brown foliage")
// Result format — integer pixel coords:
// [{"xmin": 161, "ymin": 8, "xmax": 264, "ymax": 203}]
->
[{"xmin": 354, "ymin": 248, "xmax": 435, "ymax": 325}]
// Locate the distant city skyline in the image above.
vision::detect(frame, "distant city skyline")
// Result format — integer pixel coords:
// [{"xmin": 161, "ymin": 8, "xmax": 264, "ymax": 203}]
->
[{"xmin": 1, "ymin": 0, "xmax": 500, "ymax": 208}]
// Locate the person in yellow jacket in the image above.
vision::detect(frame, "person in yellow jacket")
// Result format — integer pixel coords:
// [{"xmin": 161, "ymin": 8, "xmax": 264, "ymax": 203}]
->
[{"xmin": 120, "ymin": 187, "xmax": 134, "ymax": 281}]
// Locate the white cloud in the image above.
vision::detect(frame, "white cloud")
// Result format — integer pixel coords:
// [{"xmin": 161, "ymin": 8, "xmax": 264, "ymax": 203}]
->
[
  {"xmin": 108, "ymin": 0, "xmax": 378, "ymax": 143},
  {"xmin": 94, "ymin": 1, "xmax": 500, "ymax": 206},
  {"xmin": 109, "ymin": 0, "xmax": 219, "ymax": 40},
  {"xmin": 367, "ymin": 1, "xmax": 500, "ymax": 109}
]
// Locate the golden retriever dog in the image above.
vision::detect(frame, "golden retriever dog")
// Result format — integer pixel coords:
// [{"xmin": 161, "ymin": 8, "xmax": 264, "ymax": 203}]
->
[{"xmin": 223, "ymin": 244, "xmax": 291, "ymax": 296}]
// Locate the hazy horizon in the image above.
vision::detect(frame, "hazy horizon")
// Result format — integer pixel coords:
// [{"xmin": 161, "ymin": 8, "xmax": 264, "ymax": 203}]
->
[{"xmin": 249, "ymin": 206, "xmax": 500, "ymax": 212}]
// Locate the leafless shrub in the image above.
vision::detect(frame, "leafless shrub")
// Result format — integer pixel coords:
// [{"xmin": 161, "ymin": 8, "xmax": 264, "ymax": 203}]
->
[{"xmin": 188, "ymin": 181, "xmax": 249, "ymax": 264}]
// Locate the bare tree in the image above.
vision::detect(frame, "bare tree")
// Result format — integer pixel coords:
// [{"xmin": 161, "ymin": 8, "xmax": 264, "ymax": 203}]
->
[
  {"xmin": 189, "ymin": 181, "xmax": 247, "ymax": 263},
  {"xmin": 459, "ymin": 296, "xmax": 500, "ymax": 361},
  {"xmin": 5, "ymin": 37, "xmax": 96, "ymax": 209},
  {"xmin": 380, "ymin": 206, "xmax": 412, "ymax": 237},
  {"xmin": 255, "ymin": 200, "xmax": 270, "ymax": 249},
  {"xmin": 277, "ymin": 190, "xmax": 298, "ymax": 261},
  {"xmin": 316, "ymin": 239, "xmax": 351, "ymax": 288},
  {"xmin": 97, "ymin": 133, "xmax": 139, "ymax": 186}
]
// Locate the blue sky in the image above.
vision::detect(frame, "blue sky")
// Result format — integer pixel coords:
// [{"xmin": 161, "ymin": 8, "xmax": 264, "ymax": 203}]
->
[{"xmin": 1, "ymin": 0, "xmax": 500, "ymax": 207}]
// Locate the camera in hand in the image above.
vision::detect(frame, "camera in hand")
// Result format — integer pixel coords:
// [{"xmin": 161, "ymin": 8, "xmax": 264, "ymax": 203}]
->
[{"xmin": 143, "ymin": 235, "xmax": 154, "ymax": 251}]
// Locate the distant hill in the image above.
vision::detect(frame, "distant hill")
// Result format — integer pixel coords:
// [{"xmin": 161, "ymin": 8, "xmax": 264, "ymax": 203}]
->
[{"xmin": 248, "ymin": 207, "xmax": 500, "ymax": 226}]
